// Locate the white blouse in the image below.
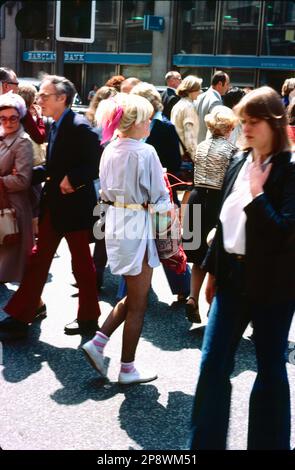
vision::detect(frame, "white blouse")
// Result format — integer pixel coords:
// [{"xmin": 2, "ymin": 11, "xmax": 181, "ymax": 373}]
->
[
  {"xmin": 220, "ymin": 153, "xmax": 272, "ymax": 254},
  {"xmin": 99, "ymin": 137, "xmax": 171, "ymax": 276},
  {"xmin": 220, "ymin": 154, "xmax": 254, "ymax": 255}
]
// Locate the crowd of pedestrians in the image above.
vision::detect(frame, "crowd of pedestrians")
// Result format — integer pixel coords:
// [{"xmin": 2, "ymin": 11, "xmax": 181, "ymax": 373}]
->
[{"xmin": 0, "ymin": 65, "xmax": 294, "ymax": 450}]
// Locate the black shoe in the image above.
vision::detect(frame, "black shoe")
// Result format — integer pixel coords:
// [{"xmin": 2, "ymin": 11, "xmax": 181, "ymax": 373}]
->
[
  {"xmin": 0, "ymin": 316, "xmax": 29, "ymax": 338},
  {"xmin": 33, "ymin": 304, "xmax": 47, "ymax": 321},
  {"xmin": 185, "ymin": 298, "xmax": 202, "ymax": 324},
  {"xmin": 64, "ymin": 319, "xmax": 99, "ymax": 336}
]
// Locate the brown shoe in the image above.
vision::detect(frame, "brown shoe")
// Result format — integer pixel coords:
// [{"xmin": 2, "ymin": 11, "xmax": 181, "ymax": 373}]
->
[{"xmin": 185, "ymin": 297, "xmax": 202, "ymax": 324}]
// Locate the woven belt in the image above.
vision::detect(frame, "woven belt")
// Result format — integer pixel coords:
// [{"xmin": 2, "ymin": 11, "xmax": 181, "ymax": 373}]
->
[{"xmin": 101, "ymin": 200, "xmax": 148, "ymax": 210}]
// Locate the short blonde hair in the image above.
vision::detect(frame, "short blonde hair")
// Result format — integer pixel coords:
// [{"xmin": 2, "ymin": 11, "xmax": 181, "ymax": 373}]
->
[
  {"xmin": 96, "ymin": 93, "xmax": 153, "ymax": 137},
  {"xmin": 176, "ymin": 75, "xmax": 202, "ymax": 97},
  {"xmin": 205, "ymin": 105, "xmax": 238, "ymax": 136},
  {"xmin": 131, "ymin": 82, "xmax": 163, "ymax": 113}
]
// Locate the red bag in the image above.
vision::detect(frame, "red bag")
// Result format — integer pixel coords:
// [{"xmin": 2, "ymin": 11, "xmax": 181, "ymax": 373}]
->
[{"xmin": 154, "ymin": 173, "xmax": 187, "ymax": 274}]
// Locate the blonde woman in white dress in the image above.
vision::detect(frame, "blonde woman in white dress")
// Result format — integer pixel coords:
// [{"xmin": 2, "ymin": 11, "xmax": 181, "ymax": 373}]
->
[{"xmin": 82, "ymin": 94, "xmax": 171, "ymax": 384}]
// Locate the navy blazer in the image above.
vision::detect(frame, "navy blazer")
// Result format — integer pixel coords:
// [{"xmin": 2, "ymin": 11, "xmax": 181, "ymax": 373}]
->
[
  {"xmin": 33, "ymin": 110, "xmax": 100, "ymax": 233},
  {"xmin": 146, "ymin": 116, "xmax": 181, "ymax": 174},
  {"xmin": 161, "ymin": 88, "xmax": 180, "ymax": 120},
  {"xmin": 203, "ymin": 150, "xmax": 295, "ymax": 302}
]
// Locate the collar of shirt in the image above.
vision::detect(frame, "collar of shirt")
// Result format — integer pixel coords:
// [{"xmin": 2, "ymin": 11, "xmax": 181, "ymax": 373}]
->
[
  {"xmin": 151, "ymin": 111, "xmax": 163, "ymax": 124},
  {"xmin": 0, "ymin": 125, "xmax": 25, "ymax": 147},
  {"xmin": 246, "ymin": 152, "xmax": 273, "ymax": 167},
  {"xmin": 52, "ymin": 107, "xmax": 71, "ymax": 131}
]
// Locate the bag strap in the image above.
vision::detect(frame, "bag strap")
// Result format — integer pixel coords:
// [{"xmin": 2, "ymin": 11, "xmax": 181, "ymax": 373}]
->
[{"xmin": 166, "ymin": 172, "xmax": 193, "ymax": 188}]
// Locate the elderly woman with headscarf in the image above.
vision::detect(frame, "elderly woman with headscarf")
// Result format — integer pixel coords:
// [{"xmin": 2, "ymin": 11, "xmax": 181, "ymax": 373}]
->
[{"xmin": 0, "ymin": 92, "xmax": 34, "ymax": 283}]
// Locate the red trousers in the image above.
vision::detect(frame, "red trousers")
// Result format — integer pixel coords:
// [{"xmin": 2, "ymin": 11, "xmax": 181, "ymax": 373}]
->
[{"xmin": 5, "ymin": 211, "xmax": 101, "ymax": 323}]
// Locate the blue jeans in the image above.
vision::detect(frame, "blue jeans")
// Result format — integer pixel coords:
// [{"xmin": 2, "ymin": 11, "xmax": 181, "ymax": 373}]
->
[{"xmin": 189, "ymin": 286, "xmax": 295, "ymax": 450}]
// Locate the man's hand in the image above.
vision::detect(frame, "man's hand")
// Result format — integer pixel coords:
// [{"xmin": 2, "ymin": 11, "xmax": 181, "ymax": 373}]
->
[
  {"xmin": 250, "ymin": 155, "xmax": 272, "ymax": 198},
  {"xmin": 60, "ymin": 175, "xmax": 75, "ymax": 194}
]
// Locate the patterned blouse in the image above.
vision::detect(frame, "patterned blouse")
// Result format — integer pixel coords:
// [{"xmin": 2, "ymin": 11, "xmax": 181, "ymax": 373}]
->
[{"xmin": 193, "ymin": 135, "xmax": 237, "ymax": 190}]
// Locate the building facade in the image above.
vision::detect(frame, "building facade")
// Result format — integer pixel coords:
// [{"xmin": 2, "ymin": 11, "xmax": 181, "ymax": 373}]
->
[{"xmin": 1, "ymin": 1, "xmax": 295, "ymax": 101}]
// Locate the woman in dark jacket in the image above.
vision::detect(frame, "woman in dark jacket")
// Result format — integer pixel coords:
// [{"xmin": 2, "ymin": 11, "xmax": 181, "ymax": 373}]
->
[{"xmin": 189, "ymin": 86, "xmax": 295, "ymax": 450}]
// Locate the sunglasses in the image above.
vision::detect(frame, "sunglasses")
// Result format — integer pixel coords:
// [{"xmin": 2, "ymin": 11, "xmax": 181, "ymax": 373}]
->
[{"xmin": 0, "ymin": 115, "xmax": 20, "ymax": 123}]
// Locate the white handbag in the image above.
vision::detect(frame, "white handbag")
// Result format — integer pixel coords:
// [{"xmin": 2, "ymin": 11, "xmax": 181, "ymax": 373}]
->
[{"xmin": 0, "ymin": 180, "xmax": 20, "ymax": 246}]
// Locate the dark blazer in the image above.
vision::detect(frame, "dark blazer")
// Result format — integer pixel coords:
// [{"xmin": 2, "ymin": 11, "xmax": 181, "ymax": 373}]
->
[
  {"xmin": 146, "ymin": 116, "xmax": 181, "ymax": 174},
  {"xmin": 33, "ymin": 110, "xmax": 99, "ymax": 233},
  {"xmin": 161, "ymin": 88, "xmax": 180, "ymax": 120},
  {"xmin": 203, "ymin": 150, "xmax": 295, "ymax": 302}
]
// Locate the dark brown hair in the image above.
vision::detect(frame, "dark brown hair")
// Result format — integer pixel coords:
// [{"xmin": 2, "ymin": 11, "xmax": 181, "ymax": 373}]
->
[{"xmin": 234, "ymin": 86, "xmax": 290, "ymax": 154}]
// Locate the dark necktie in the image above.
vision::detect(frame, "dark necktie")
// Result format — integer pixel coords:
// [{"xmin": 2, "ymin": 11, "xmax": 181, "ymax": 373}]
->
[{"xmin": 48, "ymin": 122, "xmax": 57, "ymax": 160}]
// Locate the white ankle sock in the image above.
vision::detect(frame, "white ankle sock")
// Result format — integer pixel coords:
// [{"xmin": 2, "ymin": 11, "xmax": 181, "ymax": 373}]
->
[
  {"xmin": 92, "ymin": 331, "xmax": 109, "ymax": 354},
  {"xmin": 120, "ymin": 361, "xmax": 137, "ymax": 374}
]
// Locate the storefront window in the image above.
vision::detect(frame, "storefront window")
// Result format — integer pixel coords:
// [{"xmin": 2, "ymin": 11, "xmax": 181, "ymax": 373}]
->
[
  {"xmin": 259, "ymin": 69, "xmax": 294, "ymax": 94},
  {"xmin": 88, "ymin": 1, "xmax": 119, "ymax": 52},
  {"xmin": 86, "ymin": 64, "xmax": 116, "ymax": 90},
  {"xmin": 176, "ymin": 1, "xmax": 217, "ymax": 54},
  {"xmin": 221, "ymin": 68, "xmax": 255, "ymax": 88},
  {"xmin": 120, "ymin": 65, "xmax": 151, "ymax": 82},
  {"xmin": 262, "ymin": 1, "xmax": 295, "ymax": 56},
  {"xmin": 219, "ymin": 1, "xmax": 260, "ymax": 54},
  {"xmin": 178, "ymin": 67, "xmax": 212, "ymax": 89},
  {"xmin": 121, "ymin": 0, "xmax": 154, "ymax": 52}
]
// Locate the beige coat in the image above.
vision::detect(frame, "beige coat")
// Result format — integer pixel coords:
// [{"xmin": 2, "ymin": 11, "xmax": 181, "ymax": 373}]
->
[
  {"xmin": 171, "ymin": 97, "xmax": 199, "ymax": 158},
  {"xmin": 0, "ymin": 125, "xmax": 33, "ymax": 282}
]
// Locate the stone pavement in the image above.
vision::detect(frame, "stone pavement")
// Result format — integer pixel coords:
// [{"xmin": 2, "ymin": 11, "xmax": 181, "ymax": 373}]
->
[{"xmin": 0, "ymin": 239, "xmax": 294, "ymax": 450}]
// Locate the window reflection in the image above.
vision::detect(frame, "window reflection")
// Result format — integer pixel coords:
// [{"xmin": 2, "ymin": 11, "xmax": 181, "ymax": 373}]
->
[
  {"xmin": 262, "ymin": 1, "xmax": 295, "ymax": 56},
  {"xmin": 177, "ymin": 1, "xmax": 217, "ymax": 54},
  {"xmin": 178, "ymin": 67, "xmax": 212, "ymax": 88},
  {"xmin": 121, "ymin": 1, "xmax": 154, "ymax": 52},
  {"xmin": 86, "ymin": 64, "xmax": 116, "ymax": 90},
  {"xmin": 120, "ymin": 65, "xmax": 151, "ymax": 82},
  {"xmin": 221, "ymin": 68, "xmax": 255, "ymax": 88},
  {"xmin": 219, "ymin": 1, "xmax": 260, "ymax": 55},
  {"xmin": 88, "ymin": 1, "xmax": 119, "ymax": 52}
]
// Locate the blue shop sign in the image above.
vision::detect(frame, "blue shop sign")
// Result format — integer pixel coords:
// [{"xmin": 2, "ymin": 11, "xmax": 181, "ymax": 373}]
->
[
  {"xmin": 173, "ymin": 54, "xmax": 295, "ymax": 70},
  {"xmin": 24, "ymin": 51, "xmax": 56, "ymax": 62},
  {"xmin": 23, "ymin": 51, "xmax": 85, "ymax": 63},
  {"xmin": 23, "ymin": 51, "xmax": 151, "ymax": 65},
  {"xmin": 143, "ymin": 15, "xmax": 165, "ymax": 32}
]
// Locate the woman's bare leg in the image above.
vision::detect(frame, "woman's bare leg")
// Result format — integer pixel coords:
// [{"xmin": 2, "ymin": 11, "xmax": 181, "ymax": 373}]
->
[{"xmin": 121, "ymin": 258, "xmax": 152, "ymax": 363}]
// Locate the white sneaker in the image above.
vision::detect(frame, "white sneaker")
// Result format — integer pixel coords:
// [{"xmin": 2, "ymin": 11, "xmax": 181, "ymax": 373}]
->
[
  {"xmin": 118, "ymin": 369, "xmax": 157, "ymax": 385},
  {"xmin": 82, "ymin": 340, "xmax": 106, "ymax": 376}
]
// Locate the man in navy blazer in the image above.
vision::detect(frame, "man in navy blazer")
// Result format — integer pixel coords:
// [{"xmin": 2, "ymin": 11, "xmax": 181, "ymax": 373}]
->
[
  {"xmin": 161, "ymin": 71, "xmax": 182, "ymax": 120},
  {"xmin": 0, "ymin": 75, "xmax": 101, "ymax": 338}
]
